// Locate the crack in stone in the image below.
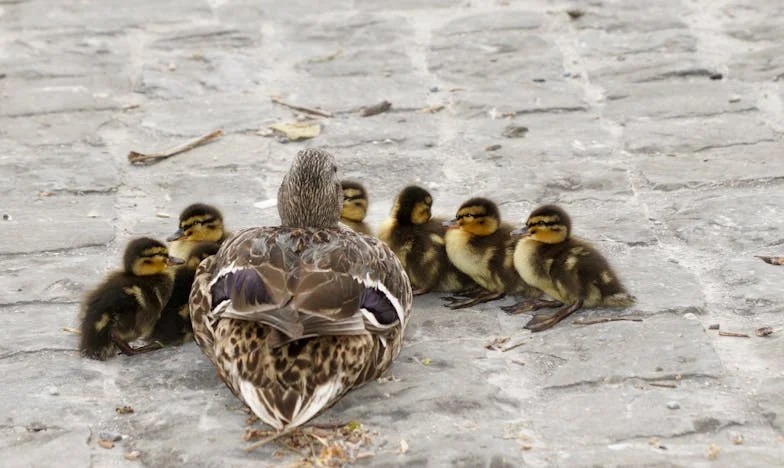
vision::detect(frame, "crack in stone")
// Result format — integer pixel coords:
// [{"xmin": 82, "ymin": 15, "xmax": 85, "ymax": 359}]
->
[
  {"xmin": 0, "ymin": 348, "xmax": 76, "ymax": 360},
  {"xmin": 3, "ymin": 105, "xmax": 120, "ymax": 119},
  {"xmin": 611, "ymin": 420, "xmax": 745, "ymax": 444},
  {"xmin": 544, "ymin": 373, "xmax": 719, "ymax": 391},
  {"xmin": 693, "ymin": 139, "xmax": 778, "ymax": 153}
]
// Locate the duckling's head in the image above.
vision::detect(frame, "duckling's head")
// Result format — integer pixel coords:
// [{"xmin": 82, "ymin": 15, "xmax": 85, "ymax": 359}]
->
[
  {"xmin": 516, "ymin": 204, "xmax": 571, "ymax": 244},
  {"xmin": 391, "ymin": 185, "xmax": 433, "ymax": 226},
  {"xmin": 278, "ymin": 148, "xmax": 342, "ymax": 228},
  {"xmin": 123, "ymin": 237, "xmax": 183, "ymax": 276},
  {"xmin": 340, "ymin": 180, "xmax": 369, "ymax": 222},
  {"xmin": 167, "ymin": 204, "xmax": 225, "ymax": 243},
  {"xmin": 185, "ymin": 242, "xmax": 220, "ymax": 269},
  {"xmin": 444, "ymin": 197, "xmax": 500, "ymax": 237}
]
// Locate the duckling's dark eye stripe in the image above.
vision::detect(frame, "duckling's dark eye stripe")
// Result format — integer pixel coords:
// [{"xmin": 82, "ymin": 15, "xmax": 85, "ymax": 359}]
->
[
  {"xmin": 182, "ymin": 217, "xmax": 217, "ymax": 229},
  {"xmin": 343, "ymin": 195, "xmax": 364, "ymax": 201},
  {"xmin": 528, "ymin": 220, "xmax": 558, "ymax": 227}
]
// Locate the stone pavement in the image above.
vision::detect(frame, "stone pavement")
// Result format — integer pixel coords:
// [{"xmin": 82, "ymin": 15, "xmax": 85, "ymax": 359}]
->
[{"xmin": 1, "ymin": 0, "xmax": 783, "ymax": 466}]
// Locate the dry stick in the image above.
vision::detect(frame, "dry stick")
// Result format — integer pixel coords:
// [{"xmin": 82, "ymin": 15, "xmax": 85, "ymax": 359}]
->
[
  {"xmin": 63, "ymin": 327, "xmax": 82, "ymax": 335},
  {"xmin": 718, "ymin": 331, "xmax": 750, "ymax": 338},
  {"xmin": 573, "ymin": 317, "xmax": 644, "ymax": 326},
  {"xmin": 271, "ymin": 96, "xmax": 334, "ymax": 118},
  {"xmin": 649, "ymin": 382, "xmax": 678, "ymax": 388},
  {"xmin": 501, "ymin": 340, "xmax": 527, "ymax": 352},
  {"xmin": 756, "ymin": 255, "xmax": 784, "ymax": 265},
  {"xmin": 360, "ymin": 100, "xmax": 392, "ymax": 117},
  {"xmin": 128, "ymin": 129, "xmax": 224, "ymax": 165}
]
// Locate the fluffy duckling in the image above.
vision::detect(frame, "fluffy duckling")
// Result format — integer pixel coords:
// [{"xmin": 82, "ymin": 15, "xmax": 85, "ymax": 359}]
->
[
  {"xmin": 377, "ymin": 185, "xmax": 475, "ymax": 295},
  {"xmin": 79, "ymin": 238, "xmax": 182, "ymax": 360},
  {"xmin": 340, "ymin": 180, "xmax": 373, "ymax": 235},
  {"xmin": 148, "ymin": 242, "xmax": 220, "ymax": 347},
  {"xmin": 442, "ymin": 198, "xmax": 538, "ymax": 308},
  {"xmin": 504, "ymin": 204, "xmax": 636, "ymax": 332},
  {"xmin": 189, "ymin": 148, "xmax": 412, "ymax": 435},
  {"xmin": 167, "ymin": 203, "xmax": 228, "ymax": 259}
]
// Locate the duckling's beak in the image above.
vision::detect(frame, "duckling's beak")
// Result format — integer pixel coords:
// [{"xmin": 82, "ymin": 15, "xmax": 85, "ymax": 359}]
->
[
  {"xmin": 442, "ymin": 218, "xmax": 459, "ymax": 229},
  {"xmin": 167, "ymin": 256, "xmax": 185, "ymax": 266},
  {"xmin": 511, "ymin": 226, "xmax": 530, "ymax": 237},
  {"xmin": 166, "ymin": 229, "xmax": 186, "ymax": 242}
]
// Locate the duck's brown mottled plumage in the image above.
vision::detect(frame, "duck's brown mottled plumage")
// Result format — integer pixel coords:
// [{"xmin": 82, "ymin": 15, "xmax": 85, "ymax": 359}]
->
[
  {"xmin": 190, "ymin": 148, "xmax": 412, "ymax": 432},
  {"xmin": 377, "ymin": 185, "xmax": 474, "ymax": 294}
]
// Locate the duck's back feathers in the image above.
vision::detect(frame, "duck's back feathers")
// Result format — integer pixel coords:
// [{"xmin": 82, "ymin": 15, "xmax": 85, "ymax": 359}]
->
[{"xmin": 190, "ymin": 226, "xmax": 412, "ymax": 430}]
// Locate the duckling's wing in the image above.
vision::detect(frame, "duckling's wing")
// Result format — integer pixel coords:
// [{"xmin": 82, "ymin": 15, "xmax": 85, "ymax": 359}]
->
[{"xmin": 205, "ymin": 227, "xmax": 411, "ymax": 346}]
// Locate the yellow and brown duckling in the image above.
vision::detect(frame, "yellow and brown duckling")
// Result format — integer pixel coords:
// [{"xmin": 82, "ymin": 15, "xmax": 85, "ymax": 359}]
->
[
  {"xmin": 148, "ymin": 242, "xmax": 219, "ymax": 347},
  {"xmin": 504, "ymin": 204, "xmax": 636, "ymax": 332},
  {"xmin": 189, "ymin": 148, "xmax": 412, "ymax": 435},
  {"xmin": 442, "ymin": 197, "xmax": 538, "ymax": 309},
  {"xmin": 167, "ymin": 203, "xmax": 228, "ymax": 259},
  {"xmin": 377, "ymin": 185, "xmax": 475, "ymax": 295},
  {"xmin": 340, "ymin": 180, "xmax": 373, "ymax": 235},
  {"xmin": 79, "ymin": 238, "xmax": 182, "ymax": 360}
]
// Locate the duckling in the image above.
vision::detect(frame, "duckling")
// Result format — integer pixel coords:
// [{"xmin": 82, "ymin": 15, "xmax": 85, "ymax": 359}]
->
[
  {"xmin": 442, "ymin": 198, "xmax": 538, "ymax": 309},
  {"xmin": 377, "ymin": 185, "xmax": 475, "ymax": 295},
  {"xmin": 503, "ymin": 204, "xmax": 636, "ymax": 332},
  {"xmin": 79, "ymin": 238, "xmax": 182, "ymax": 360},
  {"xmin": 189, "ymin": 148, "xmax": 412, "ymax": 435},
  {"xmin": 167, "ymin": 203, "xmax": 228, "ymax": 259},
  {"xmin": 148, "ymin": 242, "xmax": 220, "ymax": 347},
  {"xmin": 340, "ymin": 180, "xmax": 373, "ymax": 235}
]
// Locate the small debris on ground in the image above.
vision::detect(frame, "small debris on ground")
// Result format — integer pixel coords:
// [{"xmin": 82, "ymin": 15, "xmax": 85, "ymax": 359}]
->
[
  {"xmin": 98, "ymin": 439, "xmax": 115, "ymax": 449},
  {"xmin": 46, "ymin": 386, "xmax": 59, "ymax": 396},
  {"xmin": 122, "ymin": 103, "xmax": 140, "ymax": 111},
  {"xmin": 728, "ymin": 95, "xmax": 741, "ymax": 103},
  {"xmin": 718, "ymin": 331, "xmax": 750, "ymax": 338},
  {"xmin": 502, "ymin": 125, "xmax": 529, "ymax": 138},
  {"xmin": 566, "ymin": 9, "xmax": 585, "ymax": 19},
  {"xmin": 501, "ymin": 340, "xmax": 527, "ymax": 352},
  {"xmin": 2, "ymin": 214, "xmax": 10, "ymax": 221},
  {"xmin": 709, "ymin": 73, "xmax": 723, "ymax": 80},
  {"xmin": 38, "ymin": 191, "xmax": 54, "ymax": 197},
  {"xmin": 99, "ymin": 431, "xmax": 122, "ymax": 442},
  {"xmin": 573, "ymin": 317, "xmax": 643, "ymax": 325},
  {"xmin": 485, "ymin": 144, "xmax": 502, "ymax": 151},
  {"xmin": 532, "ymin": 78, "xmax": 546, "ymax": 83},
  {"xmin": 732, "ymin": 434, "xmax": 744, "ymax": 445},
  {"xmin": 167, "ymin": 62, "xmax": 177, "ymax": 71},
  {"xmin": 756, "ymin": 255, "xmax": 784, "ymax": 265},
  {"xmin": 421, "ymin": 357, "xmax": 432, "ymax": 366},
  {"xmin": 155, "ymin": 212, "xmax": 171, "ymax": 218},
  {"xmin": 266, "ymin": 121, "xmax": 321, "ymax": 141},
  {"xmin": 360, "ymin": 100, "xmax": 392, "ymax": 117},
  {"xmin": 666, "ymin": 401, "xmax": 681, "ymax": 410},
  {"xmin": 116, "ymin": 406, "xmax": 134, "ymax": 415},
  {"xmin": 63, "ymin": 327, "xmax": 81, "ymax": 335},
  {"xmin": 271, "ymin": 95, "xmax": 334, "ymax": 118},
  {"xmin": 308, "ymin": 49, "xmax": 343, "ymax": 63},
  {"xmin": 26, "ymin": 422, "xmax": 46, "ymax": 432},
  {"xmin": 706, "ymin": 443, "xmax": 721, "ymax": 460},
  {"xmin": 377, "ymin": 375, "xmax": 401, "ymax": 384},
  {"xmin": 124, "ymin": 450, "xmax": 141, "ymax": 461},
  {"xmin": 708, "ymin": 323, "xmax": 720, "ymax": 330},
  {"xmin": 755, "ymin": 327, "xmax": 774, "ymax": 337},
  {"xmin": 485, "ymin": 336, "xmax": 510, "ymax": 350},
  {"xmin": 420, "ymin": 104, "xmax": 444, "ymax": 113},
  {"xmin": 128, "ymin": 129, "xmax": 223, "ymax": 165},
  {"xmin": 648, "ymin": 438, "xmax": 668, "ymax": 450},
  {"xmin": 398, "ymin": 439, "xmax": 409, "ymax": 455},
  {"xmin": 650, "ymin": 382, "xmax": 677, "ymax": 388}
]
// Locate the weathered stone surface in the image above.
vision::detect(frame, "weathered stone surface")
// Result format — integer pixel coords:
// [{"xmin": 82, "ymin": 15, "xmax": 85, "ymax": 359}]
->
[{"xmin": 2, "ymin": 0, "xmax": 784, "ymax": 465}]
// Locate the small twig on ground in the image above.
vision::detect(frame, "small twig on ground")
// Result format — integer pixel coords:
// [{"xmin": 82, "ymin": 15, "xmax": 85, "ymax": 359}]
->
[
  {"xmin": 360, "ymin": 100, "xmax": 392, "ymax": 117},
  {"xmin": 718, "ymin": 331, "xmax": 750, "ymax": 338},
  {"xmin": 63, "ymin": 327, "xmax": 82, "ymax": 335},
  {"xmin": 128, "ymin": 129, "xmax": 223, "ymax": 165},
  {"xmin": 649, "ymin": 382, "xmax": 678, "ymax": 388},
  {"xmin": 573, "ymin": 317, "xmax": 643, "ymax": 326},
  {"xmin": 756, "ymin": 327, "xmax": 775, "ymax": 337},
  {"xmin": 501, "ymin": 340, "xmax": 527, "ymax": 352},
  {"xmin": 271, "ymin": 96, "xmax": 333, "ymax": 118}
]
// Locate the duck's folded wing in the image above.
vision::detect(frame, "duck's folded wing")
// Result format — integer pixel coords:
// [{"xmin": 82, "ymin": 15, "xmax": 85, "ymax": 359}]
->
[{"xmin": 205, "ymin": 227, "xmax": 411, "ymax": 345}]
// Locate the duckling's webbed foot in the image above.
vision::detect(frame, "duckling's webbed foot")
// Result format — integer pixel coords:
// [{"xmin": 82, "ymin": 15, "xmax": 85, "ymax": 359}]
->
[
  {"xmin": 524, "ymin": 299, "xmax": 583, "ymax": 332},
  {"xmin": 501, "ymin": 299, "xmax": 563, "ymax": 315},
  {"xmin": 111, "ymin": 330, "xmax": 164, "ymax": 356},
  {"xmin": 412, "ymin": 286, "xmax": 431, "ymax": 296},
  {"xmin": 446, "ymin": 291, "xmax": 505, "ymax": 309}
]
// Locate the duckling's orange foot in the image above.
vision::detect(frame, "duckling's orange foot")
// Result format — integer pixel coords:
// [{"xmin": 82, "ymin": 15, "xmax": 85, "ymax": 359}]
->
[
  {"xmin": 501, "ymin": 299, "xmax": 563, "ymax": 315},
  {"xmin": 445, "ymin": 291, "xmax": 505, "ymax": 309},
  {"xmin": 524, "ymin": 299, "xmax": 583, "ymax": 332}
]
